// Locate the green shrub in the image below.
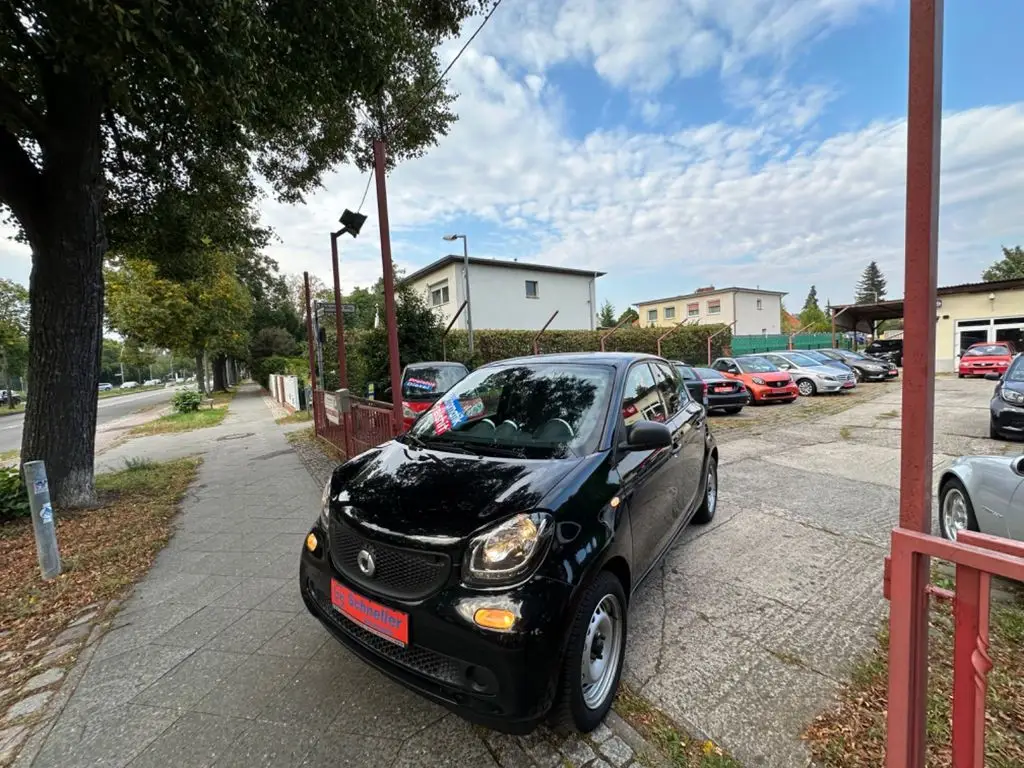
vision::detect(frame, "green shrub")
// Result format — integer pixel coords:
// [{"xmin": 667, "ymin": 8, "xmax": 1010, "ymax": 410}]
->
[
  {"xmin": 0, "ymin": 467, "xmax": 30, "ymax": 523},
  {"xmin": 172, "ymin": 389, "xmax": 203, "ymax": 413},
  {"xmin": 251, "ymin": 355, "xmax": 308, "ymax": 389}
]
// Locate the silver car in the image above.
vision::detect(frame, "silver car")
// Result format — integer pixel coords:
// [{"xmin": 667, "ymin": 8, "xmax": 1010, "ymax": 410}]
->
[
  {"xmin": 760, "ymin": 352, "xmax": 857, "ymax": 396},
  {"xmin": 939, "ymin": 455, "xmax": 1024, "ymax": 542}
]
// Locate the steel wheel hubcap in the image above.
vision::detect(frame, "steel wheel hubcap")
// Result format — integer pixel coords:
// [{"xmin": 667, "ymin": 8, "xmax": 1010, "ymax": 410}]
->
[
  {"xmin": 581, "ymin": 594, "xmax": 623, "ymax": 709},
  {"xmin": 798, "ymin": 381, "xmax": 813, "ymax": 396},
  {"xmin": 942, "ymin": 489, "xmax": 969, "ymax": 540},
  {"xmin": 706, "ymin": 466, "xmax": 717, "ymax": 512}
]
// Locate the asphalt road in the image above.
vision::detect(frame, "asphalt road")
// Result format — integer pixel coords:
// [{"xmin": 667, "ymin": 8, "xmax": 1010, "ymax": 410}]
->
[{"xmin": 0, "ymin": 387, "xmax": 177, "ymax": 455}]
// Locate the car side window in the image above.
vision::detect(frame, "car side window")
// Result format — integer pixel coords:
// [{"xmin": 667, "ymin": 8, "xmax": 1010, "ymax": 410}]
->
[
  {"xmin": 652, "ymin": 362, "xmax": 685, "ymax": 415},
  {"xmin": 711, "ymin": 359, "xmax": 729, "ymax": 372},
  {"xmin": 764, "ymin": 354, "xmax": 784, "ymax": 367},
  {"xmin": 621, "ymin": 364, "xmax": 665, "ymax": 427}
]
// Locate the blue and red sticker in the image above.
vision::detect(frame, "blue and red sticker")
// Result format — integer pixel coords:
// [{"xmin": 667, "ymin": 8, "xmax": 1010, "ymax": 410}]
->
[
  {"xmin": 405, "ymin": 377, "xmax": 436, "ymax": 391},
  {"xmin": 431, "ymin": 397, "xmax": 468, "ymax": 434}
]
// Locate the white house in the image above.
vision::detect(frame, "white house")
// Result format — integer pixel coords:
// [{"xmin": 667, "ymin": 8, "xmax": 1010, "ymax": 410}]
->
[
  {"xmin": 634, "ymin": 286, "xmax": 787, "ymax": 336},
  {"xmin": 404, "ymin": 256, "xmax": 605, "ymax": 331}
]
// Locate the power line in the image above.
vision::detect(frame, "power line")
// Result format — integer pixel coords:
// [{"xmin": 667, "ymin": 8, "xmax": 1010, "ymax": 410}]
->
[{"xmin": 394, "ymin": 0, "xmax": 506, "ymax": 133}]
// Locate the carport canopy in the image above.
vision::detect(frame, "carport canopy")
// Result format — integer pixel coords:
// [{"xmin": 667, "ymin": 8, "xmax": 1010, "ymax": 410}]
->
[{"xmin": 829, "ymin": 299, "xmax": 906, "ymax": 335}]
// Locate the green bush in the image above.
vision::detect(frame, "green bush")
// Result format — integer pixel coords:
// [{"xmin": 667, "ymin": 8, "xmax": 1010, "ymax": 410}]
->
[
  {"xmin": 172, "ymin": 389, "xmax": 203, "ymax": 413},
  {"xmin": 0, "ymin": 467, "xmax": 30, "ymax": 524},
  {"xmin": 250, "ymin": 355, "xmax": 309, "ymax": 389}
]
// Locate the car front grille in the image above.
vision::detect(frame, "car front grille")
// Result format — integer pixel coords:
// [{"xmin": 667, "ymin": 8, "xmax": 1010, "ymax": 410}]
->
[
  {"xmin": 328, "ymin": 517, "xmax": 452, "ymax": 601},
  {"xmin": 767, "ymin": 380, "xmax": 790, "ymax": 388},
  {"xmin": 309, "ymin": 587, "xmax": 461, "ymax": 686}
]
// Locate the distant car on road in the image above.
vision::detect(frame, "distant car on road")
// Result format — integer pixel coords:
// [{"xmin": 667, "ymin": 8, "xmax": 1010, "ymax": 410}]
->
[
  {"xmin": 120, "ymin": 381, "xmax": 139, "ymax": 389},
  {"xmin": 762, "ymin": 351, "xmax": 856, "ymax": 396},
  {"xmin": 987, "ymin": 354, "xmax": 1024, "ymax": 440},
  {"xmin": 711, "ymin": 356, "xmax": 798, "ymax": 403},
  {"xmin": 959, "ymin": 341, "xmax": 1017, "ymax": 378},
  {"xmin": 0, "ymin": 390, "xmax": 22, "ymax": 405},
  {"xmin": 938, "ymin": 453, "xmax": 1024, "ymax": 542},
  {"xmin": 98, "ymin": 383, "xmax": 113, "ymax": 392},
  {"xmin": 143, "ymin": 379, "xmax": 161, "ymax": 387}
]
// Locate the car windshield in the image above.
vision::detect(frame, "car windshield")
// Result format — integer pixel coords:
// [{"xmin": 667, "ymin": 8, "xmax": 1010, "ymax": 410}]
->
[
  {"xmin": 1005, "ymin": 358, "xmax": 1024, "ymax": 381},
  {"xmin": 401, "ymin": 364, "xmax": 468, "ymax": 400},
  {"xmin": 695, "ymin": 368, "xmax": 724, "ymax": 380},
  {"xmin": 672, "ymin": 365, "xmax": 696, "ymax": 380},
  {"xmin": 407, "ymin": 363, "xmax": 613, "ymax": 458},
  {"xmin": 781, "ymin": 353, "xmax": 818, "ymax": 367},
  {"xmin": 835, "ymin": 349, "xmax": 868, "ymax": 361},
  {"xmin": 964, "ymin": 344, "xmax": 1010, "ymax": 357},
  {"xmin": 737, "ymin": 357, "xmax": 778, "ymax": 373},
  {"xmin": 801, "ymin": 350, "xmax": 833, "ymax": 363}
]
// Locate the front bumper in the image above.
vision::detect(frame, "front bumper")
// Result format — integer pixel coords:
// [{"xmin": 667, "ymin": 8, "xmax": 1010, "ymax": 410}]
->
[
  {"xmin": 299, "ymin": 527, "xmax": 572, "ymax": 734},
  {"xmin": 961, "ymin": 363, "xmax": 1008, "ymax": 377},
  {"xmin": 991, "ymin": 398, "xmax": 1024, "ymax": 436},
  {"xmin": 706, "ymin": 392, "xmax": 748, "ymax": 409},
  {"xmin": 750, "ymin": 384, "xmax": 799, "ymax": 401},
  {"xmin": 813, "ymin": 378, "xmax": 846, "ymax": 393}
]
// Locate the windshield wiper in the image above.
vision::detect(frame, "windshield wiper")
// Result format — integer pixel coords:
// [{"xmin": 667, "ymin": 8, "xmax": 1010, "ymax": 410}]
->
[{"xmin": 400, "ymin": 433, "xmax": 449, "ymax": 468}]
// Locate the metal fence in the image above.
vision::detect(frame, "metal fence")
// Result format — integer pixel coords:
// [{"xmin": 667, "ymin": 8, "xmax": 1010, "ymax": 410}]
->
[
  {"xmin": 312, "ymin": 390, "xmax": 396, "ymax": 460},
  {"xmin": 729, "ymin": 333, "xmax": 851, "ymax": 355}
]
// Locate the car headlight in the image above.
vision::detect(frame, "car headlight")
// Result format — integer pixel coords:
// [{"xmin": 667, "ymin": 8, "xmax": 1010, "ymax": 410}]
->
[
  {"xmin": 1002, "ymin": 389, "xmax": 1024, "ymax": 406},
  {"xmin": 823, "ymin": 375, "xmax": 836, "ymax": 382},
  {"xmin": 751, "ymin": 377, "xmax": 765, "ymax": 385},
  {"xmin": 463, "ymin": 513, "xmax": 553, "ymax": 587},
  {"xmin": 320, "ymin": 479, "xmax": 332, "ymax": 529}
]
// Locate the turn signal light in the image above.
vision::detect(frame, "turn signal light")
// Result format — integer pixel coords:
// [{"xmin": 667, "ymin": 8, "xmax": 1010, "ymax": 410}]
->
[
  {"xmin": 305, "ymin": 533, "xmax": 319, "ymax": 553},
  {"xmin": 473, "ymin": 608, "xmax": 516, "ymax": 631}
]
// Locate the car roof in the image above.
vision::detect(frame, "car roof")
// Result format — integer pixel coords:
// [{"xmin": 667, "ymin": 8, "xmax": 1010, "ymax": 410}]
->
[
  {"xmin": 491, "ymin": 351, "xmax": 664, "ymax": 368},
  {"xmin": 405, "ymin": 361, "xmax": 467, "ymax": 368}
]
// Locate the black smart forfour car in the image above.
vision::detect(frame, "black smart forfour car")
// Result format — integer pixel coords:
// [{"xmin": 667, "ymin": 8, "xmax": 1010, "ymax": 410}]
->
[{"xmin": 299, "ymin": 353, "xmax": 718, "ymax": 734}]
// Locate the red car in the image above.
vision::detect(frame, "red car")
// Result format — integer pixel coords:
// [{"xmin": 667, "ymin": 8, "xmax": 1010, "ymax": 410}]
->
[
  {"xmin": 958, "ymin": 342, "xmax": 1017, "ymax": 378},
  {"xmin": 710, "ymin": 355, "xmax": 799, "ymax": 403},
  {"xmin": 394, "ymin": 361, "xmax": 469, "ymax": 429}
]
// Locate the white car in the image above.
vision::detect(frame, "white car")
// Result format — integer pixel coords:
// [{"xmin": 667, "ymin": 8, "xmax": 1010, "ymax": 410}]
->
[
  {"xmin": 120, "ymin": 381, "xmax": 139, "ymax": 389},
  {"xmin": 98, "ymin": 383, "xmax": 113, "ymax": 391},
  {"xmin": 762, "ymin": 352, "xmax": 857, "ymax": 396},
  {"xmin": 144, "ymin": 379, "xmax": 161, "ymax": 387},
  {"xmin": 939, "ymin": 455, "xmax": 1024, "ymax": 542}
]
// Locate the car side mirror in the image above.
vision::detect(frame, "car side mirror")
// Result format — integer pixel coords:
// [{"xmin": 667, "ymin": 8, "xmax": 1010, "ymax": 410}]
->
[
  {"xmin": 985, "ymin": 372, "xmax": 1003, "ymax": 381},
  {"xmin": 621, "ymin": 421, "xmax": 673, "ymax": 452}
]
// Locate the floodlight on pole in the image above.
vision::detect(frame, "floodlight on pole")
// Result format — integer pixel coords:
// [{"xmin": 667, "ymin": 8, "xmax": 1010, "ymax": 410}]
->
[{"xmin": 442, "ymin": 233, "xmax": 473, "ymax": 356}]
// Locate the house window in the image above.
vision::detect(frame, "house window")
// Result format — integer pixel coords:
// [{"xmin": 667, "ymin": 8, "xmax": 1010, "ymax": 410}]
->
[
  {"xmin": 756, "ymin": 298, "xmax": 763, "ymax": 310},
  {"xmin": 525, "ymin": 280, "xmax": 539, "ymax": 298},
  {"xmin": 707, "ymin": 299, "xmax": 721, "ymax": 315},
  {"xmin": 687, "ymin": 302, "xmax": 699, "ymax": 318},
  {"xmin": 429, "ymin": 280, "xmax": 450, "ymax": 307},
  {"xmin": 664, "ymin": 306, "xmax": 676, "ymax": 320},
  {"xmin": 647, "ymin": 309, "xmax": 658, "ymax": 322}
]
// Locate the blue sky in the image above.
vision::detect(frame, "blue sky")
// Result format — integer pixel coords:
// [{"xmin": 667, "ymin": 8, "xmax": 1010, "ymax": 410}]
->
[{"xmin": 4, "ymin": 0, "xmax": 1024, "ymax": 318}]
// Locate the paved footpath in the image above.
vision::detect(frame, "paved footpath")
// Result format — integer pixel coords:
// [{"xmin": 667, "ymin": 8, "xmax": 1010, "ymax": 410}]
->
[{"xmin": 18, "ymin": 385, "xmax": 654, "ymax": 768}]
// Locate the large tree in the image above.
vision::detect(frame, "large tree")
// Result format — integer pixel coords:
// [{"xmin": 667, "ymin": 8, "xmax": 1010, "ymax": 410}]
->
[
  {"xmin": 855, "ymin": 261, "xmax": 887, "ymax": 304},
  {"xmin": 799, "ymin": 286, "xmax": 830, "ymax": 332},
  {"xmin": 982, "ymin": 246, "xmax": 1024, "ymax": 281},
  {"xmin": 1, "ymin": 0, "xmax": 484, "ymax": 505},
  {"xmin": 598, "ymin": 300, "xmax": 616, "ymax": 328}
]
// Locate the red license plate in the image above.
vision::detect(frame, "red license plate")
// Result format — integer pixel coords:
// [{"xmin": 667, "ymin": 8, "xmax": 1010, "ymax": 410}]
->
[
  {"xmin": 331, "ymin": 580, "xmax": 409, "ymax": 646},
  {"xmin": 714, "ymin": 386, "xmax": 731, "ymax": 393}
]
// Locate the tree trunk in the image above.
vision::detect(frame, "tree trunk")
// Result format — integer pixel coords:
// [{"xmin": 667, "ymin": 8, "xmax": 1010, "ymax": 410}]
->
[
  {"xmin": 194, "ymin": 352, "xmax": 206, "ymax": 395},
  {"xmin": 212, "ymin": 354, "xmax": 227, "ymax": 392},
  {"xmin": 20, "ymin": 95, "xmax": 106, "ymax": 507}
]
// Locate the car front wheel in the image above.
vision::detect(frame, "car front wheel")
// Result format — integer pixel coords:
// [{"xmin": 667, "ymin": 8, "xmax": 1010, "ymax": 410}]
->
[
  {"xmin": 939, "ymin": 479, "xmax": 978, "ymax": 541},
  {"xmin": 692, "ymin": 456, "xmax": 718, "ymax": 524},
  {"xmin": 550, "ymin": 571, "xmax": 627, "ymax": 734},
  {"xmin": 796, "ymin": 379, "xmax": 816, "ymax": 397}
]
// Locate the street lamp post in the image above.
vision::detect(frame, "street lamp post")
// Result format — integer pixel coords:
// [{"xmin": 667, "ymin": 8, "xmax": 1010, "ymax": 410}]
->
[{"xmin": 443, "ymin": 234, "xmax": 473, "ymax": 356}]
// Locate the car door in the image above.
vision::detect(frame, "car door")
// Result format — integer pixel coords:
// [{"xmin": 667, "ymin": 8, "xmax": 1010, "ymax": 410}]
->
[
  {"xmin": 1000, "ymin": 457, "xmax": 1024, "ymax": 541},
  {"xmin": 615, "ymin": 362, "xmax": 679, "ymax": 580},
  {"xmin": 652, "ymin": 361, "xmax": 704, "ymax": 526}
]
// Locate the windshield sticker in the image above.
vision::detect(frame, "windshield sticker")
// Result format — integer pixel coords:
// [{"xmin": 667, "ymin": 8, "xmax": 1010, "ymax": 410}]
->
[
  {"xmin": 406, "ymin": 377, "xmax": 436, "ymax": 391},
  {"xmin": 461, "ymin": 397, "xmax": 485, "ymax": 419},
  {"xmin": 431, "ymin": 397, "xmax": 468, "ymax": 434}
]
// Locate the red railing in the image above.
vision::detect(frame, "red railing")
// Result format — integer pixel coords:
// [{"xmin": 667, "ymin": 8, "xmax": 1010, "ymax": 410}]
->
[
  {"xmin": 884, "ymin": 529, "xmax": 1024, "ymax": 767},
  {"xmin": 312, "ymin": 390, "xmax": 397, "ymax": 460}
]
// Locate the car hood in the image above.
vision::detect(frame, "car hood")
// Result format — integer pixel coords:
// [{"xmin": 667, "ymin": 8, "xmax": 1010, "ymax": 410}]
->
[{"xmin": 330, "ymin": 440, "xmax": 585, "ymax": 541}]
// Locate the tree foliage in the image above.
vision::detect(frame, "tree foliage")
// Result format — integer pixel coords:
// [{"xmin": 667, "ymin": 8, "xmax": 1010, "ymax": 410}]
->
[
  {"xmin": 0, "ymin": 279, "xmax": 29, "ymax": 385},
  {"xmin": 798, "ymin": 286, "xmax": 830, "ymax": 332},
  {"xmin": 982, "ymin": 246, "xmax": 1024, "ymax": 281},
  {"xmin": 598, "ymin": 300, "xmax": 616, "ymax": 328},
  {"xmin": 855, "ymin": 261, "xmax": 888, "ymax": 304}
]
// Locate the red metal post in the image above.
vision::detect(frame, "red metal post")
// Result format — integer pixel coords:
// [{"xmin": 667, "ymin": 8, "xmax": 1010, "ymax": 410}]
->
[
  {"xmin": 330, "ymin": 233, "xmax": 349, "ymax": 389},
  {"xmin": 656, "ymin": 319, "xmax": 690, "ymax": 358},
  {"xmin": 705, "ymin": 321, "xmax": 736, "ymax": 365},
  {"xmin": 887, "ymin": 2, "xmax": 944, "ymax": 767},
  {"xmin": 442, "ymin": 301, "xmax": 468, "ymax": 361},
  {"xmin": 532, "ymin": 311, "xmax": 559, "ymax": 355},
  {"xmin": 951, "ymin": 564, "xmax": 991, "ymax": 767},
  {"xmin": 373, "ymin": 139, "xmax": 403, "ymax": 435},
  {"xmin": 600, "ymin": 315, "xmax": 633, "ymax": 352},
  {"xmin": 303, "ymin": 271, "xmax": 317, "ymax": 394}
]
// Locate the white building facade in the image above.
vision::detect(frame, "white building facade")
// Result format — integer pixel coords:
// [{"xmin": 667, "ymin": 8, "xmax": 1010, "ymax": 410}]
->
[
  {"xmin": 634, "ymin": 286, "xmax": 786, "ymax": 336},
  {"xmin": 404, "ymin": 256, "xmax": 604, "ymax": 331}
]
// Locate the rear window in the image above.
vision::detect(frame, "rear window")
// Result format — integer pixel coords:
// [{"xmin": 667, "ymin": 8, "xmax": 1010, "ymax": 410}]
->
[
  {"xmin": 694, "ymin": 368, "xmax": 724, "ymax": 380},
  {"xmin": 964, "ymin": 344, "xmax": 1010, "ymax": 357},
  {"xmin": 673, "ymin": 365, "xmax": 697, "ymax": 380},
  {"xmin": 401, "ymin": 364, "xmax": 469, "ymax": 399}
]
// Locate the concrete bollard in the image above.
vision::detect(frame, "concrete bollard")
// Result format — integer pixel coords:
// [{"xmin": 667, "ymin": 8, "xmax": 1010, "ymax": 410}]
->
[{"xmin": 23, "ymin": 460, "xmax": 62, "ymax": 580}]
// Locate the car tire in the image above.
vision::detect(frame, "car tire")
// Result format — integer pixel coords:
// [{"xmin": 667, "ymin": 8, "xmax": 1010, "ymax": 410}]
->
[
  {"xmin": 721, "ymin": 406, "xmax": 743, "ymax": 415},
  {"xmin": 853, "ymin": 369, "xmax": 863, "ymax": 383},
  {"xmin": 692, "ymin": 456, "xmax": 718, "ymax": 525},
  {"xmin": 958, "ymin": 372, "xmax": 965, "ymax": 379},
  {"xmin": 549, "ymin": 571, "xmax": 627, "ymax": 734},
  {"xmin": 990, "ymin": 419, "xmax": 1002, "ymax": 440},
  {"xmin": 796, "ymin": 379, "xmax": 816, "ymax": 397},
  {"xmin": 938, "ymin": 478, "xmax": 979, "ymax": 542},
  {"xmin": 745, "ymin": 387, "xmax": 758, "ymax": 404}
]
